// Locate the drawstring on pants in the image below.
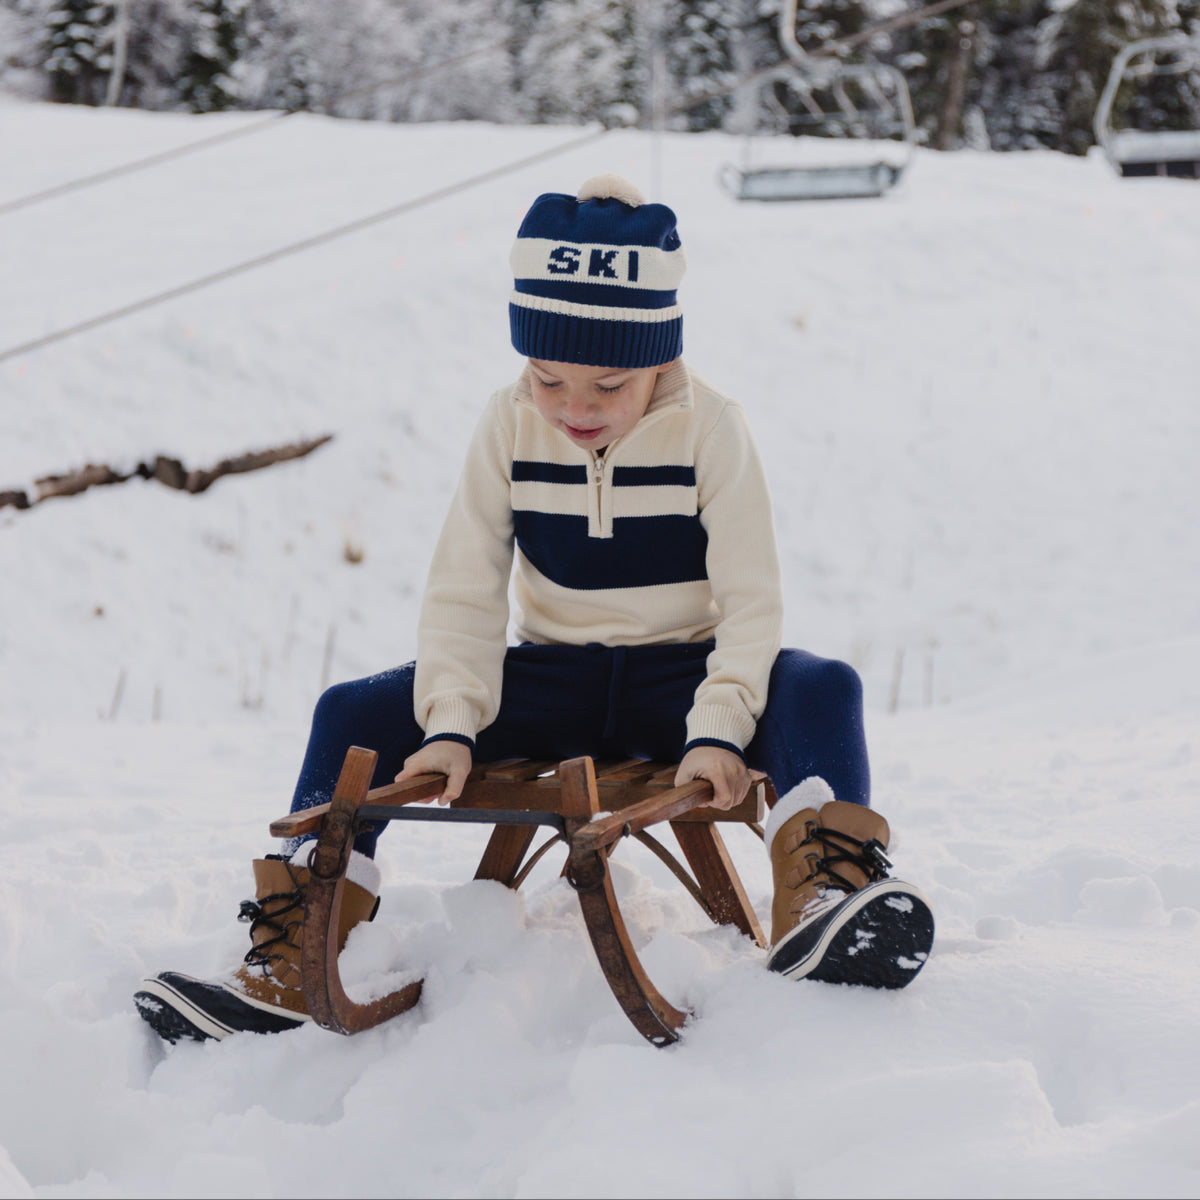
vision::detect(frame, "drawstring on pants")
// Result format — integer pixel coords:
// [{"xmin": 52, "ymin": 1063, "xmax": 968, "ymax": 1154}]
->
[{"xmin": 603, "ymin": 645, "xmax": 627, "ymax": 740}]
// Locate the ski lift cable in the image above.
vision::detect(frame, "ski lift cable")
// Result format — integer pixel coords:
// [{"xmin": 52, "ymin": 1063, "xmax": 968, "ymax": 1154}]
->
[
  {"xmin": 0, "ymin": 1, "xmax": 977, "ymax": 363},
  {"xmin": 830, "ymin": 0, "xmax": 982, "ymax": 57},
  {"xmin": 0, "ymin": 111, "xmax": 288, "ymax": 217},
  {"xmin": 1, "ymin": 0, "xmax": 978, "ymax": 219},
  {"xmin": 0, "ymin": 124, "xmax": 612, "ymax": 366},
  {"xmin": 0, "ymin": 12, "xmax": 599, "ymax": 219}
]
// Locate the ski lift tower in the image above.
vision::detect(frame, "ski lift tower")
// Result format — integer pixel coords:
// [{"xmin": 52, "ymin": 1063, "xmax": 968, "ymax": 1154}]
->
[
  {"xmin": 720, "ymin": 0, "xmax": 916, "ymax": 201},
  {"xmin": 1094, "ymin": 34, "xmax": 1200, "ymax": 179}
]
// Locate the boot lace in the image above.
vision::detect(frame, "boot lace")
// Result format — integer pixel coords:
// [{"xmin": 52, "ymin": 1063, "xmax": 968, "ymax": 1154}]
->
[
  {"xmin": 238, "ymin": 855, "xmax": 305, "ymax": 972},
  {"xmin": 801, "ymin": 828, "xmax": 892, "ymax": 895}
]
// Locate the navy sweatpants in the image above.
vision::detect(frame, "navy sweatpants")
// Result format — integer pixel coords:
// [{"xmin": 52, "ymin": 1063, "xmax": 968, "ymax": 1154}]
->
[{"xmin": 287, "ymin": 643, "xmax": 870, "ymax": 858}]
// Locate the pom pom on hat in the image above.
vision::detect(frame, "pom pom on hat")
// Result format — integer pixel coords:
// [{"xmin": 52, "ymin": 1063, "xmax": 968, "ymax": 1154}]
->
[{"xmin": 576, "ymin": 173, "xmax": 646, "ymax": 207}]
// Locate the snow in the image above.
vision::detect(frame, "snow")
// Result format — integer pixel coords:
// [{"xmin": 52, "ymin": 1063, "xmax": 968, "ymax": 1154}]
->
[{"xmin": 2, "ymin": 96, "xmax": 1199, "ymax": 1198}]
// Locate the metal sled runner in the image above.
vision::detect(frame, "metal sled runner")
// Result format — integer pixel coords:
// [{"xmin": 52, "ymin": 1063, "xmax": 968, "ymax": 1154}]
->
[{"xmin": 269, "ymin": 748, "xmax": 777, "ymax": 1047}]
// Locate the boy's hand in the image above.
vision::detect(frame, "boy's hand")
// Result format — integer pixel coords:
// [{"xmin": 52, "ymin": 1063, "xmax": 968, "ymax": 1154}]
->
[
  {"xmin": 394, "ymin": 740, "xmax": 473, "ymax": 806},
  {"xmin": 675, "ymin": 746, "xmax": 750, "ymax": 811}
]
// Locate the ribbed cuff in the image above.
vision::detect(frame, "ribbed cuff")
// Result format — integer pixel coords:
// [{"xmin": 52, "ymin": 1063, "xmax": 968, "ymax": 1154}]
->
[
  {"xmin": 684, "ymin": 704, "xmax": 756, "ymax": 753},
  {"xmin": 422, "ymin": 696, "xmax": 480, "ymax": 744},
  {"xmin": 510, "ymin": 302, "xmax": 682, "ymax": 368},
  {"xmin": 682, "ymin": 738, "xmax": 746, "ymax": 763},
  {"xmin": 420, "ymin": 732, "xmax": 475, "ymax": 751}
]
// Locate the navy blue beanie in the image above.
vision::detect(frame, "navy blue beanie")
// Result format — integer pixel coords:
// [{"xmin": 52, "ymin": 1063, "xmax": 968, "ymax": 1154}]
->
[{"xmin": 509, "ymin": 174, "xmax": 686, "ymax": 369}]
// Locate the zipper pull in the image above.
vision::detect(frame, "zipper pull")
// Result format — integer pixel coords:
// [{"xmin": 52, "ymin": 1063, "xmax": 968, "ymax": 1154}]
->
[{"xmin": 593, "ymin": 456, "xmax": 605, "ymax": 484}]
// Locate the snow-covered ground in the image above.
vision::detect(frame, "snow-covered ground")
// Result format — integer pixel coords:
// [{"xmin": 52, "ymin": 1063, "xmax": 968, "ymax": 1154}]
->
[{"xmin": 1, "ymin": 97, "xmax": 1198, "ymax": 1198}]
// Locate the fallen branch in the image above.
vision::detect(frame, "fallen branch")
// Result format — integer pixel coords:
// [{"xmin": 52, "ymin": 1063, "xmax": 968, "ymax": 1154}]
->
[
  {"xmin": 0, "ymin": 489, "xmax": 32, "ymax": 511},
  {"xmin": 1, "ymin": 435, "xmax": 334, "ymax": 512},
  {"xmin": 34, "ymin": 462, "xmax": 137, "ymax": 503}
]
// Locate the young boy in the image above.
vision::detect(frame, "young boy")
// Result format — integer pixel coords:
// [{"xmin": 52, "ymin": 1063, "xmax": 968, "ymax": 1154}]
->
[{"xmin": 135, "ymin": 174, "xmax": 933, "ymax": 1043}]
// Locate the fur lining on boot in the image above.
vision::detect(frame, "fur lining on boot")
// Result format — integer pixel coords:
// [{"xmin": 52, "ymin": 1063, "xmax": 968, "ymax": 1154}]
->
[
  {"xmin": 288, "ymin": 842, "xmax": 381, "ymax": 896},
  {"xmin": 763, "ymin": 777, "xmax": 836, "ymax": 855}
]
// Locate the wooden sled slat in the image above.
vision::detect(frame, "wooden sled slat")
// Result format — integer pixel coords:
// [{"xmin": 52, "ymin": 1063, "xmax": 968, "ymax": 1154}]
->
[
  {"xmin": 279, "ymin": 748, "xmax": 772, "ymax": 1047},
  {"xmin": 671, "ymin": 821, "xmax": 766, "ymax": 946},
  {"xmin": 271, "ymin": 764, "xmax": 763, "ymax": 839},
  {"xmin": 573, "ymin": 779, "xmax": 713, "ymax": 854},
  {"xmin": 474, "ymin": 823, "xmax": 537, "ymax": 886},
  {"xmin": 483, "ymin": 759, "xmax": 559, "ymax": 782},
  {"xmin": 595, "ymin": 759, "xmax": 665, "ymax": 783},
  {"xmin": 269, "ymin": 772, "xmax": 446, "ymax": 839},
  {"xmin": 575, "ymin": 770, "xmax": 769, "ymax": 853}
]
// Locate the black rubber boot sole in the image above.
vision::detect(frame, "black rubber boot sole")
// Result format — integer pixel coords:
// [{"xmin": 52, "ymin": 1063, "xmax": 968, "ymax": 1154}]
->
[
  {"xmin": 766, "ymin": 879, "xmax": 935, "ymax": 989},
  {"xmin": 134, "ymin": 971, "xmax": 309, "ymax": 1043}
]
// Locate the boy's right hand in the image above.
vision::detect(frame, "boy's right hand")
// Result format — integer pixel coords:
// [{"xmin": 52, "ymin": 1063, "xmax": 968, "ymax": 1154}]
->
[{"xmin": 394, "ymin": 740, "xmax": 473, "ymax": 806}]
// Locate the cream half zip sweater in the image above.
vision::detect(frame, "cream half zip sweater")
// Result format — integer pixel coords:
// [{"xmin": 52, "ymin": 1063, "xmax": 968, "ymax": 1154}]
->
[{"xmin": 414, "ymin": 359, "xmax": 783, "ymax": 753}]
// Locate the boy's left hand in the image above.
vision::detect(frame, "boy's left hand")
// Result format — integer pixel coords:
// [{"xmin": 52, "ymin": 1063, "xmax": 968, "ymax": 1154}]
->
[{"xmin": 675, "ymin": 746, "xmax": 751, "ymax": 811}]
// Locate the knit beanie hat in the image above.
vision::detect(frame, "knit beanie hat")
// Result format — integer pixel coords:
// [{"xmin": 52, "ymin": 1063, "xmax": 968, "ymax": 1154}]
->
[{"xmin": 509, "ymin": 173, "xmax": 686, "ymax": 369}]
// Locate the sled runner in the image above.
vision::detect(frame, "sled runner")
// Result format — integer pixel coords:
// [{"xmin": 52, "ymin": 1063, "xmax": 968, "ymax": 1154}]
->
[{"xmin": 269, "ymin": 747, "xmax": 776, "ymax": 1047}]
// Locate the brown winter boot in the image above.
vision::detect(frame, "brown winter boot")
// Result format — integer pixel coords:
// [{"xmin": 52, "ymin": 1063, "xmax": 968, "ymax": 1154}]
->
[
  {"xmin": 764, "ymin": 778, "xmax": 934, "ymax": 988},
  {"xmin": 134, "ymin": 851, "xmax": 380, "ymax": 1042}
]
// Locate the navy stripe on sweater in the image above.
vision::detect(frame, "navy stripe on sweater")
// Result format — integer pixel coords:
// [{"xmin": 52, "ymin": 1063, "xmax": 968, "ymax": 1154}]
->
[
  {"xmin": 612, "ymin": 465, "xmax": 695, "ymax": 487},
  {"xmin": 513, "ymin": 511, "xmax": 708, "ymax": 591},
  {"xmin": 511, "ymin": 462, "xmax": 696, "ymax": 488},
  {"xmin": 512, "ymin": 461, "xmax": 587, "ymax": 484}
]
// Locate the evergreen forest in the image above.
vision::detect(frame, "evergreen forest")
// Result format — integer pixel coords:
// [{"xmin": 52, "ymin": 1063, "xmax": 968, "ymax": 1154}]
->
[{"xmin": 2, "ymin": 0, "xmax": 1199, "ymax": 155}]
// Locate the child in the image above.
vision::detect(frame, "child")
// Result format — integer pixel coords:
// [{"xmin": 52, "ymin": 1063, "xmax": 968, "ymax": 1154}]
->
[{"xmin": 135, "ymin": 174, "xmax": 933, "ymax": 1043}]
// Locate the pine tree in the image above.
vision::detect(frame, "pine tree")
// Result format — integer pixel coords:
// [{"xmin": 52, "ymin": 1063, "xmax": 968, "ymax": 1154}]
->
[
  {"xmin": 177, "ymin": 0, "xmax": 245, "ymax": 111},
  {"xmin": 1091, "ymin": 0, "xmax": 1200, "ymax": 136},
  {"xmin": 1039, "ymin": 0, "xmax": 1179, "ymax": 154},
  {"xmin": 43, "ymin": 0, "xmax": 115, "ymax": 103},
  {"xmin": 1, "ymin": 0, "xmax": 48, "ymax": 91},
  {"xmin": 904, "ymin": 0, "xmax": 1200, "ymax": 155},
  {"xmin": 511, "ymin": 0, "xmax": 640, "ymax": 126},
  {"xmin": 664, "ymin": 0, "xmax": 779, "ymax": 133},
  {"xmin": 235, "ymin": 0, "xmax": 317, "ymax": 112},
  {"xmin": 789, "ymin": 0, "xmax": 870, "ymax": 52},
  {"xmin": 391, "ymin": 0, "xmax": 518, "ymax": 125}
]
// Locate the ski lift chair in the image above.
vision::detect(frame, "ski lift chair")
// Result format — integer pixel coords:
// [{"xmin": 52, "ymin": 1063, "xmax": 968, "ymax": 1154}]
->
[
  {"xmin": 1094, "ymin": 35, "xmax": 1200, "ymax": 179},
  {"xmin": 719, "ymin": 61, "xmax": 916, "ymax": 202},
  {"xmin": 719, "ymin": 0, "xmax": 916, "ymax": 202}
]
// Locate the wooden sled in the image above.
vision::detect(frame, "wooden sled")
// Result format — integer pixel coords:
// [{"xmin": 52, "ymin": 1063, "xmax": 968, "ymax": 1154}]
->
[{"xmin": 269, "ymin": 748, "xmax": 777, "ymax": 1048}]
